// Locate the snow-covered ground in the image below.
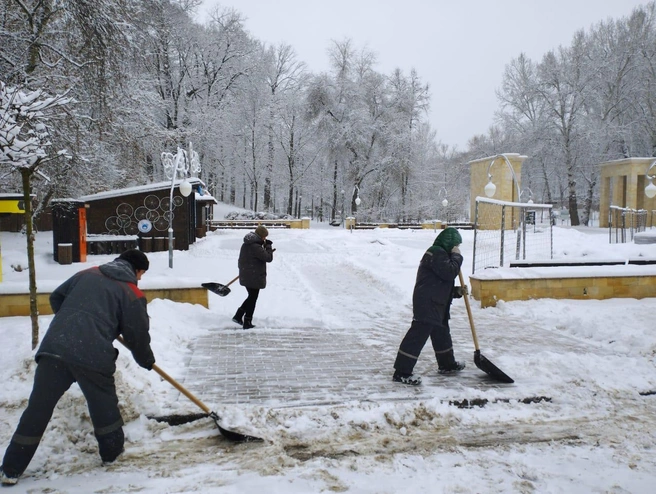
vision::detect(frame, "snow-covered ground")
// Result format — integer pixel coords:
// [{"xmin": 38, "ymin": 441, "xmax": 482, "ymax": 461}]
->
[{"xmin": 1, "ymin": 207, "xmax": 656, "ymax": 493}]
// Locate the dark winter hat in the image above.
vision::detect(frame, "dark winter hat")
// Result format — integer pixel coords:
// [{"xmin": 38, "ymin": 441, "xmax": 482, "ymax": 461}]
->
[
  {"xmin": 433, "ymin": 227, "xmax": 463, "ymax": 253},
  {"xmin": 254, "ymin": 225, "xmax": 269, "ymax": 238},
  {"xmin": 118, "ymin": 249, "xmax": 150, "ymax": 272}
]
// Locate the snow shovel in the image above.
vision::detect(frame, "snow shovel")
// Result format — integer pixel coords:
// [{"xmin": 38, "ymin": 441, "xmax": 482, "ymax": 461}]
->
[
  {"xmin": 116, "ymin": 336, "xmax": 262, "ymax": 442},
  {"xmin": 202, "ymin": 275, "xmax": 239, "ymax": 297},
  {"xmin": 458, "ymin": 271, "xmax": 514, "ymax": 384}
]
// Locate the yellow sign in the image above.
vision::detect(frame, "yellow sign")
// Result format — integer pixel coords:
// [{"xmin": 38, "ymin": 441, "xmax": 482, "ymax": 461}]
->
[{"xmin": 0, "ymin": 200, "xmax": 25, "ymax": 213}]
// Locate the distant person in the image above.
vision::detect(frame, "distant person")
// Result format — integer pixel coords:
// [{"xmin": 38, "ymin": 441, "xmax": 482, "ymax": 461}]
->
[
  {"xmin": 0, "ymin": 250, "xmax": 155, "ymax": 486},
  {"xmin": 232, "ymin": 225, "xmax": 275, "ymax": 329},
  {"xmin": 392, "ymin": 227, "xmax": 466, "ymax": 385}
]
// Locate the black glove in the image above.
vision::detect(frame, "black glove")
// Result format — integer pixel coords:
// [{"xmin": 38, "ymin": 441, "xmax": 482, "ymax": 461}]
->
[
  {"xmin": 452, "ymin": 285, "xmax": 468, "ymax": 298},
  {"xmin": 265, "ymin": 239, "xmax": 273, "ymax": 245}
]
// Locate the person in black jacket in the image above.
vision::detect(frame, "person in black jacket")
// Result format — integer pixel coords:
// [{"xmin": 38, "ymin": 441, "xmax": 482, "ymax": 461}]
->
[
  {"xmin": 232, "ymin": 225, "xmax": 275, "ymax": 329},
  {"xmin": 392, "ymin": 227, "xmax": 466, "ymax": 386},
  {"xmin": 0, "ymin": 250, "xmax": 155, "ymax": 486}
]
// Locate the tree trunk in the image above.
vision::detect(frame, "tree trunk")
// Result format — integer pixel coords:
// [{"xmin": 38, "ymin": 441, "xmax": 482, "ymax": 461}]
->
[
  {"xmin": 539, "ymin": 158, "xmax": 553, "ymax": 204},
  {"xmin": 567, "ymin": 171, "xmax": 580, "ymax": 226},
  {"xmin": 21, "ymin": 168, "xmax": 40, "ymax": 349},
  {"xmin": 287, "ymin": 183, "xmax": 294, "ymax": 216},
  {"xmin": 264, "ymin": 106, "xmax": 275, "ymax": 210},
  {"xmin": 331, "ymin": 160, "xmax": 338, "ymax": 222}
]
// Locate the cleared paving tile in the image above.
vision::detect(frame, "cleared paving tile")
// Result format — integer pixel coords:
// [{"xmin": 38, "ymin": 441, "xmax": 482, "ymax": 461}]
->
[{"xmin": 182, "ymin": 327, "xmax": 510, "ymax": 407}]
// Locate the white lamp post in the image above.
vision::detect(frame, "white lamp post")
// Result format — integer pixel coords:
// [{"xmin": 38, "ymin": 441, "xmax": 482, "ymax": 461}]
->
[
  {"xmin": 438, "ymin": 187, "xmax": 449, "ymax": 208},
  {"xmin": 645, "ymin": 159, "xmax": 656, "ymax": 199},
  {"xmin": 354, "ymin": 185, "xmax": 361, "ymax": 208},
  {"xmin": 484, "ymin": 154, "xmax": 524, "ymax": 260},
  {"xmin": 161, "ymin": 143, "xmax": 199, "ymax": 269},
  {"xmin": 352, "ymin": 185, "xmax": 361, "ymax": 232},
  {"xmin": 437, "ymin": 186, "xmax": 448, "ymax": 224},
  {"xmin": 484, "ymin": 154, "xmax": 522, "ymax": 203},
  {"xmin": 484, "ymin": 180, "xmax": 497, "ymax": 198}
]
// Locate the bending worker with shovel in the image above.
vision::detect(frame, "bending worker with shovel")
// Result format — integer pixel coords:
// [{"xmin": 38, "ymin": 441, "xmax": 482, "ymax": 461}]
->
[
  {"xmin": 393, "ymin": 227, "xmax": 466, "ymax": 385},
  {"xmin": 1, "ymin": 250, "xmax": 155, "ymax": 486}
]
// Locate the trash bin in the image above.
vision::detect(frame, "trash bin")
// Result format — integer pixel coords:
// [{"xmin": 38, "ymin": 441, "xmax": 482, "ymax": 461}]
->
[
  {"xmin": 154, "ymin": 237, "xmax": 165, "ymax": 252},
  {"xmin": 51, "ymin": 200, "xmax": 85, "ymax": 263},
  {"xmin": 139, "ymin": 236, "xmax": 153, "ymax": 253},
  {"xmin": 58, "ymin": 243, "xmax": 73, "ymax": 265},
  {"xmin": 525, "ymin": 210, "xmax": 536, "ymax": 225}
]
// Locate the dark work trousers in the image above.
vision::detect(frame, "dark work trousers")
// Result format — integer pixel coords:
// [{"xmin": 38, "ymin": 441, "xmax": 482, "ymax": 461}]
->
[
  {"xmin": 393, "ymin": 320, "xmax": 454, "ymax": 375},
  {"xmin": 238, "ymin": 287, "xmax": 260, "ymax": 319},
  {"xmin": 2, "ymin": 356, "xmax": 124, "ymax": 477}
]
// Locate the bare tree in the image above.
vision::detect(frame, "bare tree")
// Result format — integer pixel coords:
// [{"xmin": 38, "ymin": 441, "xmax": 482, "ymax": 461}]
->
[{"xmin": 0, "ymin": 82, "xmax": 72, "ymax": 348}]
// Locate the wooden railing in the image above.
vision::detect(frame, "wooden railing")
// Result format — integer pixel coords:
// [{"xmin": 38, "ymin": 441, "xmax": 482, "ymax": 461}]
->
[{"xmin": 209, "ymin": 218, "xmax": 310, "ymax": 230}]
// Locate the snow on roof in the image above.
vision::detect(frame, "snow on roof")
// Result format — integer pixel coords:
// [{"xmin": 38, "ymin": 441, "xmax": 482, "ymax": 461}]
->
[
  {"xmin": 195, "ymin": 191, "xmax": 218, "ymax": 203},
  {"xmin": 76, "ymin": 178, "xmax": 207, "ymax": 201},
  {"xmin": 475, "ymin": 196, "xmax": 553, "ymax": 208},
  {"xmin": 0, "ymin": 193, "xmax": 35, "ymax": 199}
]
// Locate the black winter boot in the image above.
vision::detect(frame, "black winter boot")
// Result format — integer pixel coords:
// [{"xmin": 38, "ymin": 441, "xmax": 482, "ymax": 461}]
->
[
  {"xmin": 438, "ymin": 361, "xmax": 466, "ymax": 374},
  {"xmin": 242, "ymin": 318, "xmax": 255, "ymax": 329},
  {"xmin": 0, "ymin": 467, "xmax": 19, "ymax": 486},
  {"xmin": 232, "ymin": 309, "xmax": 244, "ymax": 325},
  {"xmin": 392, "ymin": 371, "xmax": 422, "ymax": 386},
  {"xmin": 437, "ymin": 349, "xmax": 466, "ymax": 374}
]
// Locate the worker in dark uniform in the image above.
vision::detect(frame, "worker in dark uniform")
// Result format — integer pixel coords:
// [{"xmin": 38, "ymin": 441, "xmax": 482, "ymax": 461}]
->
[
  {"xmin": 393, "ymin": 227, "xmax": 466, "ymax": 385},
  {"xmin": 1, "ymin": 250, "xmax": 155, "ymax": 486}
]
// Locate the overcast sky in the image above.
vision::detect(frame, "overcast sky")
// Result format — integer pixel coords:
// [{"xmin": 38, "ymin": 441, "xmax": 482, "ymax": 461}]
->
[{"xmin": 198, "ymin": 0, "xmax": 648, "ymax": 149}]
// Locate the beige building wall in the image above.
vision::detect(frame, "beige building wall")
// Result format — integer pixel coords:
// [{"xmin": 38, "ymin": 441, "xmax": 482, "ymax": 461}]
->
[
  {"xmin": 599, "ymin": 157, "xmax": 656, "ymax": 228},
  {"xmin": 468, "ymin": 154, "xmax": 526, "ymax": 228}
]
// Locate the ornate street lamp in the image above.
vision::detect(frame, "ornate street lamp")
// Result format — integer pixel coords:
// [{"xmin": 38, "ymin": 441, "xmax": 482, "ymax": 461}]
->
[
  {"xmin": 484, "ymin": 154, "xmax": 522, "ymax": 202},
  {"xmin": 645, "ymin": 159, "xmax": 656, "ymax": 199},
  {"xmin": 484, "ymin": 154, "xmax": 524, "ymax": 260},
  {"xmin": 161, "ymin": 143, "xmax": 201, "ymax": 268}
]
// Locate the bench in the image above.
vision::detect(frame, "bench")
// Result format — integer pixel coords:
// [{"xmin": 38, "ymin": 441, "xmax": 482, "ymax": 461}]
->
[
  {"xmin": 86, "ymin": 235, "xmax": 138, "ymax": 255},
  {"xmin": 396, "ymin": 224, "xmax": 424, "ymax": 230},
  {"xmin": 210, "ymin": 221, "xmax": 291, "ymax": 229},
  {"xmin": 445, "ymin": 222, "xmax": 475, "ymax": 230}
]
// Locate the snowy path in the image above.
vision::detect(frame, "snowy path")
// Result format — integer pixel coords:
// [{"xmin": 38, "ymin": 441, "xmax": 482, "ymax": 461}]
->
[{"xmin": 2, "ymin": 227, "xmax": 656, "ymax": 492}]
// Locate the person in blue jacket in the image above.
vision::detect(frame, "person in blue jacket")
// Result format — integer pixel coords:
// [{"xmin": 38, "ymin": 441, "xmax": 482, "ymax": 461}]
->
[
  {"xmin": 393, "ymin": 227, "xmax": 466, "ymax": 385},
  {"xmin": 1, "ymin": 250, "xmax": 155, "ymax": 486}
]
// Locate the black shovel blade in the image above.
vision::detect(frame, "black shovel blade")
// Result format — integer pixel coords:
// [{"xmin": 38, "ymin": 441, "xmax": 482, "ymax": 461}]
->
[
  {"xmin": 148, "ymin": 412, "xmax": 209, "ymax": 426},
  {"xmin": 209, "ymin": 412, "xmax": 264, "ymax": 443},
  {"xmin": 474, "ymin": 350, "xmax": 514, "ymax": 384},
  {"xmin": 202, "ymin": 282, "xmax": 231, "ymax": 297}
]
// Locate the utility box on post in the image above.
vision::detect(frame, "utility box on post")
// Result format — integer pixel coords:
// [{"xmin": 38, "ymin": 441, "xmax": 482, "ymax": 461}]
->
[{"xmin": 52, "ymin": 200, "xmax": 87, "ymax": 263}]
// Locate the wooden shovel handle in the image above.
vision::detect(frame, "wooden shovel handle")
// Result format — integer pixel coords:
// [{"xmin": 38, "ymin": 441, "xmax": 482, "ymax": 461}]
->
[
  {"xmin": 225, "ymin": 275, "xmax": 239, "ymax": 287},
  {"xmin": 116, "ymin": 335, "xmax": 210, "ymax": 414},
  {"xmin": 458, "ymin": 270, "xmax": 480, "ymax": 351}
]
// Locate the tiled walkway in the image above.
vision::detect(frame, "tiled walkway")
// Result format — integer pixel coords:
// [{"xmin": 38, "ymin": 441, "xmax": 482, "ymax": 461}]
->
[{"xmin": 182, "ymin": 326, "xmax": 514, "ymax": 408}]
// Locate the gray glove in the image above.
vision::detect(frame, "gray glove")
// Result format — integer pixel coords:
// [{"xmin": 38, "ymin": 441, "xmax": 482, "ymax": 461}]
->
[
  {"xmin": 451, "ymin": 245, "xmax": 461, "ymax": 255},
  {"xmin": 452, "ymin": 285, "xmax": 468, "ymax": 298}
]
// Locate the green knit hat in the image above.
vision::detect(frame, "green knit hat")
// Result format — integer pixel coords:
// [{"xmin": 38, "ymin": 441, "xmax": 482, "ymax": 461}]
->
[{"xmin": 432, "ymin": 227, "xmax": 462, "ymax": 253}]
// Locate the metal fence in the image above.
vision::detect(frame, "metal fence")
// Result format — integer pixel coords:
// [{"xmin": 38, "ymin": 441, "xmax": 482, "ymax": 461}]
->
[
  {"xmin": 472, "ymin": 198, "xmax": 553, "ymax": 274},
  {"xmin": 608, "ymin": 206, "xmax": 648, "ymax": 243}
]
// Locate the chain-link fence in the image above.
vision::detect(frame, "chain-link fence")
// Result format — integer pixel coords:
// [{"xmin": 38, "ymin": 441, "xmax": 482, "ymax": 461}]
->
[
  {"xmin": 608, "ymin": 206, "xmax": 648, "ymax": 243},
  {"xmin": 472, "ymin": 198, "xmax": 553, "ymax": 274}
]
